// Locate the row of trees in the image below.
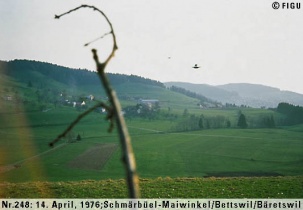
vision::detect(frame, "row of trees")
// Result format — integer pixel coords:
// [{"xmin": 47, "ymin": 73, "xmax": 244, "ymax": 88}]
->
[
  {"xmin": 123, "ymin": 101, "xmax": 279, "ymax": 131},
  {"xmin": 237, "ymin": 112, "xmax": 275, "ymax": 129},
  {"xmin": 174, "ymin": 114, "xmax": 232, "ymax": 131},
  {"xmin": 173, "ymin": 110, "xmax": 277, "ymax": 132}
]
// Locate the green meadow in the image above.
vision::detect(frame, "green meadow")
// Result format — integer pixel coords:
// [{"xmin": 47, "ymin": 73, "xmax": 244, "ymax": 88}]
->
[
  {"xmin": 0, "ymin": 60, "xmax": 303, "ymax": 198},
  {"xmin": 0, "ymin": 107, "xmax": 302, "ymax": 183},
  {"xmin": 0, "ymin": 106, "xmax": 303, "ymax": 198}
]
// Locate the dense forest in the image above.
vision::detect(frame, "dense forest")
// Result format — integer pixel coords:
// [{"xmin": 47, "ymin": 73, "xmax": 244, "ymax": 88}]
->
[
  {"xmin": 0, "ymin": 59, "xmax": 165, "ymax": 88},
  {"xmin": 0, "ymin": 59, "xmax": 166, "ymax": 112},
  {"xmin": 276, "ymin": 102, "xmax": 303, "ymax": 125}
]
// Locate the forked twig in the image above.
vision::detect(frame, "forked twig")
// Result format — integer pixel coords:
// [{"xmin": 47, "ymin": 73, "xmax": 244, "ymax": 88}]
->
[
  {"xmin": 50, "ymin": 4, "xmax": 140, "ymax": 198},
  {"xmin": 54, "ymin": 4, "xmax": 118, "ymax": 66}
]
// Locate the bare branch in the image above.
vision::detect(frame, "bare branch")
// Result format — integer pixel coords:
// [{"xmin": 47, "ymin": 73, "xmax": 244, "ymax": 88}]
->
[
  {"xmin": 54, "ymin": 5, "xmax": 84, "ymax": 19},
  {"xmin": 52, "ymin": 4, "xmax": 140, "ymax": 198},
  {"xmin": 84, "ymin": 32, "xmax": 112, "ymax": 47},
  {"xmin": 92, "ymin": 49, "xmax": 140, "ymax": 198},
  {"xmin": 54, "ymin": 4, "xmax": 118, "ymax": 64},
  {"xmin": 49, "ymin": 102, "xmax": 111, "ymax": 147}
]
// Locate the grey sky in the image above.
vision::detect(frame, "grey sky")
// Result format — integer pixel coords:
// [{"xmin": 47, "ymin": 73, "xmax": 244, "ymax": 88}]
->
[{"xmin": 1, "ymin": 0, "xmax": 303, "ymax": 94}]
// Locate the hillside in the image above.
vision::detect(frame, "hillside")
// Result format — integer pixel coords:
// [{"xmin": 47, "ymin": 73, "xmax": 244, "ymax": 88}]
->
[
  {"xmin": 0, "ymin": 60, "xmax": 302, "ymax": 198},
  {"xmin": 219, "ymin": 83, "xmax": 303, "ymax": 108},
  {"xmin": 1, "ymin": 59, "xmax": 216, "ymax": 111},
  {"xmin": 4, "ymin": 59, "xmax": 302, "ymax": 109},
  {"xmin": 165, "ymin": 82, "xmax": 303, "ymax": 108},
  {"xmin": 165, "ymin": 82, "xmax": 237, "ymax": 104},
  {"xmin": 0, "ymin": 59, "xmax": 164, "ymax": 94}
]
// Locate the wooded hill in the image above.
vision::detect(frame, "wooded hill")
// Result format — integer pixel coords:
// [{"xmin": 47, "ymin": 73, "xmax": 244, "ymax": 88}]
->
[
  {"xmin": 2, "ymin": 59, "xmax": 303, "ymax": 125},
  {"xmin": 0, "ymin": 60, "xmax": 220, "ymax": 112},
  {"xmin": 0, "ymin": 59, "xmax": 164, "ymax": 89}
]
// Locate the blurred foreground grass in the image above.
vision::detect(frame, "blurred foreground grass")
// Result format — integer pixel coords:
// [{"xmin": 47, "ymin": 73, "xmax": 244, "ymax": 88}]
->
[{"xmin": 1, "ymin": 176, "xmax": 302, "ymax": 198}]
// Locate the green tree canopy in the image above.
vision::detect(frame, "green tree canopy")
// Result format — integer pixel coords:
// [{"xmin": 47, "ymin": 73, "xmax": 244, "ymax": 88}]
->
[{"xmin": 237, "ymin": 113, "xmax": 248, "ymax": 128}]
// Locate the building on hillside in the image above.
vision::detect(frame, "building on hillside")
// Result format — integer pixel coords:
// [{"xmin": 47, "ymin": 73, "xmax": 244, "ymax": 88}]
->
[
  {"xmin": 138, "ymin": 99, "xmax": 159, "ymax": 108},
  {"xmin": 2, "ymin": 95, "xmax": 13, "ymax": 101},
  {"xmin": 87, "ymin": 95, "xmax": 94, "ymax": 100}
]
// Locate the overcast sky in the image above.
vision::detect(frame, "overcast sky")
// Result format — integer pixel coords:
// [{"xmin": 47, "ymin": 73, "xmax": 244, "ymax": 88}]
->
[{"xmin": 1, "ymin": 0, "xmax": 303, "ymax": 94}]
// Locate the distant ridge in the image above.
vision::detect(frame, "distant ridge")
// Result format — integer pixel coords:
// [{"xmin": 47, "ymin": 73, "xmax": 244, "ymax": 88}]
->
[
  {"xmin": 1, "ymin": 59, "xmax": 216, "ymax": 106},
  {"xmin": 2, "ymin": 59, "xmax": 302, "ymax": 108},
  {"xmin": 165, "ymin": 82, "xmax": 303, "ymax": 108}
]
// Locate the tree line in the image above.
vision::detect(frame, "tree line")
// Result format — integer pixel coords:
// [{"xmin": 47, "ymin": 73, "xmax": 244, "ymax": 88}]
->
[
  {"xmin": 172, "ymin": 109, "xmax": 277, "ymax": 132},
  {"xmin": 276, "ymin": 102, "xmax": 303, "ymax": 125}
]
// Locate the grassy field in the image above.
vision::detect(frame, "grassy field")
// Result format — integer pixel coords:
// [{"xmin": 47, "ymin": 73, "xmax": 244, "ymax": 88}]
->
[
  {"xmin": 1, "ymin": 107, "xmax": 303, "ymax": 180},
  {"xmin": 130, "ymin": 127, "xmax": 303, "ymax": 178},
  {"xmin": 1, "ymin": 176, "xmax": 302, "ymax": 198},
  {"xmin": 0, "ymin": 105, "xmax": 302, "ymax": 198},
  {"xmin": 1, "ymin": 60, "xmax": 303, "ymax": 198}
]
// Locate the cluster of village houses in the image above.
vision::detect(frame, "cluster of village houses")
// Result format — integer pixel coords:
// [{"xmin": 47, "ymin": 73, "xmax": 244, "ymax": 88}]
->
[
  {"xmin": 60, "ymin": 94, "xmax": 161, "ymax": 115},
  {"xmin": 2, "ymin": 92, "xmax": 223, "ymax": 111},
  {"xmin": 61, "ymin": 94, "xmax": 95, "ymax": 108}
]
